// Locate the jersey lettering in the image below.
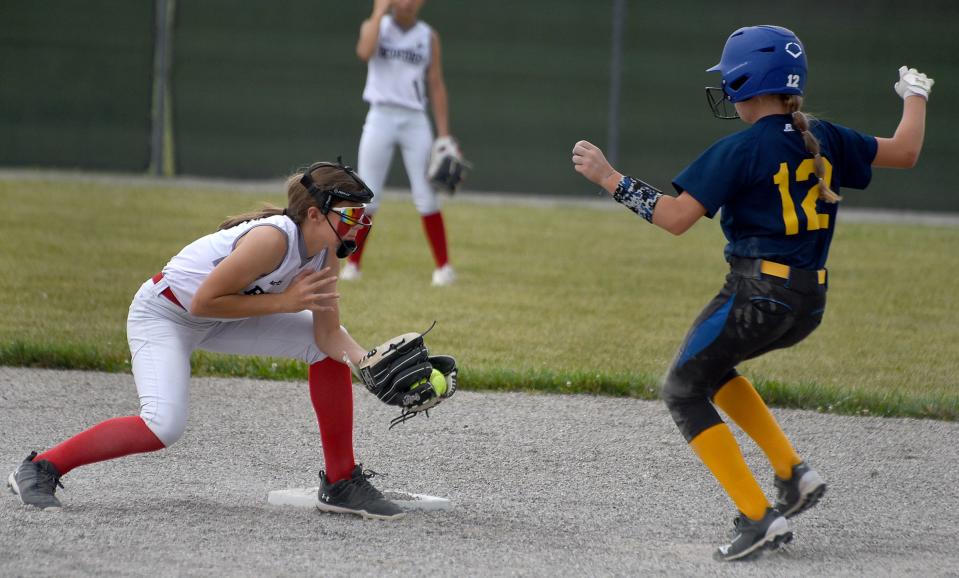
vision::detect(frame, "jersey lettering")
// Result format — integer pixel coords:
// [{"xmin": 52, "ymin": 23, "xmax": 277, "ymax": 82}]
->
[
  {"xmin": 796, "ymin": 158, "xmax": 833, "ymax": 230},
  {"xmin": 362, "ymin": 16, "xmax": 431, "ymax": 111},
  {"xmin": 378, "ymin": 45, "xmax": 425, "ymax": 65},
  {"xmin": 772, "ymin": 157, "xmax": 834, "ymax": 235}
]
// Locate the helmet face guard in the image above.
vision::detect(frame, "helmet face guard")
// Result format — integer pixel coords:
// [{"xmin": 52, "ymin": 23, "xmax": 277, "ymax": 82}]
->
[
  {"xmin": 705, "ymin": 25, "xmax": 807, "ymax": 118},
  {"xmin": 299, "ymin": 157, "xmax": 374, "ymax": 215},
  {"xmin": 299, "ymin": 157, "xmax": 375, "ymax": 258},
  {"xmin": 705, "ymin": 86, "xmax": 739, "ymax": 120}
]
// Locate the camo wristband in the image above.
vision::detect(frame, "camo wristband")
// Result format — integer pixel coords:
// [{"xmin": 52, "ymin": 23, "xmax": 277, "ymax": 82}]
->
[{"xmin": 612, "ymin": 176, "xmax": 663, "ymax": 223}]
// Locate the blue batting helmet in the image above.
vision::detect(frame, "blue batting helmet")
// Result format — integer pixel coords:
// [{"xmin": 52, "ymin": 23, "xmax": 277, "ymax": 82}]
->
[{"xmin": 707, "ymin": 25, "xmax": 807, "ymax": 103}]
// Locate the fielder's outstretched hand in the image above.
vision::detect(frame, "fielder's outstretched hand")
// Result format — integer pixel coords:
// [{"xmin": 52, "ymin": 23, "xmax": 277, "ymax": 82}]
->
[
  {"xmin": 572, "ymin": 140, "xmax": 621, "ymax": 191},
  {"xmin": 284, "ymin": 267, "xmax": 339, "ymax": 313}
]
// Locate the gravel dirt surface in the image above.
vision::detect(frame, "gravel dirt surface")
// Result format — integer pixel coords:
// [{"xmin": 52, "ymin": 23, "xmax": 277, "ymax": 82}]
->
[{"xmin": 1, "ymin": 367, "xmax": 957, "ymax": 577}]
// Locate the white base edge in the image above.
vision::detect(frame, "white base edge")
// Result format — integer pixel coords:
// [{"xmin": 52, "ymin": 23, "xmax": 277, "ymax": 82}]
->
[{"xmin": 267, "ymin": 487, "xmax": 452, "ymax": 511}]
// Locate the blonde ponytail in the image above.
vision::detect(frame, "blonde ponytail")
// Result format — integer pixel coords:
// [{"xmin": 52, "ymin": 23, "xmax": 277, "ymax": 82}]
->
[
  {"xmin": 217, "ymin": 204, "xmax": 285, "ymax": 230},
  {"xmin": 783, "ymin": 95, "xmax": 842, "ymax": 203}
]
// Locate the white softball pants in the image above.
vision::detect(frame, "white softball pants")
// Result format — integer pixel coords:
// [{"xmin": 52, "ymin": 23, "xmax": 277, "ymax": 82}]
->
[
  {"xmin": 357, "ymin": 103, "xmax": 439, "ymax": 215},
  {"xmin": 126, "ymin": 278, "xmax": 328, "ymax": 446}
]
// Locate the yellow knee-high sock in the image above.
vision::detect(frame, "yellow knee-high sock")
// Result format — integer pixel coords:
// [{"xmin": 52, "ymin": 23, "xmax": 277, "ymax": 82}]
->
[
  {"xmin": 689, "ymin": 423, "xmax": 769, "ymax": 521},
  {"xmin": 713, "ymin": 375, "xmax": 801, "ymax": 479}
]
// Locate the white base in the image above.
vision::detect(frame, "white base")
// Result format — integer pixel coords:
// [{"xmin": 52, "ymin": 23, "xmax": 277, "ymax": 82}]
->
[{"xmin": 267, "ymin": 487, "xmax": 452, "ymax": 512}]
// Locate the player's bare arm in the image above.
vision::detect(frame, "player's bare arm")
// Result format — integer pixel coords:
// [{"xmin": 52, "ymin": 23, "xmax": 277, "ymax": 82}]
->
[
  {"xmin": 428, "ymin": 30, "xmax": 450, "ymax": 138},
  {"xmin": 356, "ymin": 0, "xmax": 392, "ymax": 61},
  {"xmin": 649, "ymin": 193, "xmax": 707, "ymax": 235},
  {"xmin": 873, "ymin": 66, "xmax": 932, "ymax": 168},
  {"xmin": 311, "ymin": 304, "xmax": 366, "ymax": 366},
  {"xmin": 571, "ymin": 139, "xmax": 706, "ymax": 235},
  {"xmin": 191, "ymin": 226, "xmax": 338, "ymax": 318}
]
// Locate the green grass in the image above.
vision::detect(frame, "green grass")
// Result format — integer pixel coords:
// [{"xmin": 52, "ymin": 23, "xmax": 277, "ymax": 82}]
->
[{"xmin": 1, "ymin": 178, "xmax": 957, "ymax": 420}]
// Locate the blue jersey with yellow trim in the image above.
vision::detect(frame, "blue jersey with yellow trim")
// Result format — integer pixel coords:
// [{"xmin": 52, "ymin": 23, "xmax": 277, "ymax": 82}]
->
[{"xmin": 672, "ymin": 114, "xmax": 877, "ymax": 270}]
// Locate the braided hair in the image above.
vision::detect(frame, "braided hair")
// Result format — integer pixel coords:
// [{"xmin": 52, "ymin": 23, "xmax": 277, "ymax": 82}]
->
[{"xmin": 782, "ymin": 95, "xmax": 842, "ymax": 203}]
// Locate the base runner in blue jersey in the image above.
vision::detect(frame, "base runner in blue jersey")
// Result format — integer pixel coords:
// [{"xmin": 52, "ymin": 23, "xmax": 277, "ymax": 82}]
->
[{"xmin": 572, "ymin": 25, "xmax": 933, "ymax": 562}]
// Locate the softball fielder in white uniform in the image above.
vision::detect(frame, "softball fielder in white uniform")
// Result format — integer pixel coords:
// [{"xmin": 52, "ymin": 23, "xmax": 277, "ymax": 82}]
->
[
  {"xmin": 8, "ymin": 162, "xmax": 407, "ymax": 520},
  {"xmin": 348, "ymin": 0, "xmax": 457, "ymax": 286}
]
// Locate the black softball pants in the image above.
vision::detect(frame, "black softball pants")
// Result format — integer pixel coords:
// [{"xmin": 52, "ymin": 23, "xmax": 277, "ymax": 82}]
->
[{"xmin": 662, "ymin": 258, "xmax": 827, "ymax": 442}]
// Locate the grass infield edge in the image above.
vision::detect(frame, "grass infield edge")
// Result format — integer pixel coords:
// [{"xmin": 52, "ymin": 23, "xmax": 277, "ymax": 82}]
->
[{"xmin": 1, "ymin": 340, "xmax": 955, "ymax": 422}]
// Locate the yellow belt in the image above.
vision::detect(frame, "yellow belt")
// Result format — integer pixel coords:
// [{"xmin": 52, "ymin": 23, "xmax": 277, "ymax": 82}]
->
[{"xmin": 759, "ymin": 260, "xmax": 827, "ymax": 285}]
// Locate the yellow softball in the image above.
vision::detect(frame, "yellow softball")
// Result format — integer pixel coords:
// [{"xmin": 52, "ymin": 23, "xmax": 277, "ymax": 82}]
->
[{"xmin": 429, "ymin": 368, "xmax": 447, "ymax": 397}]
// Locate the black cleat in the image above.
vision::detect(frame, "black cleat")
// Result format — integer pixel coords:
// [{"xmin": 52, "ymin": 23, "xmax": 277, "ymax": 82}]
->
[
  {"xmin": 7, "ymin": 452, "xmax": 64, "ymax": 511},
  {"xmin": 316, "ymin": 465, "xmax": 405, "ymax": 520},
  {"xmin": 774, "ymin": 462, "xmax": 826, "ymax": 519},
  {"xmin": 714, "ymin": 508, "xmax": 792, "ymax": 562}
]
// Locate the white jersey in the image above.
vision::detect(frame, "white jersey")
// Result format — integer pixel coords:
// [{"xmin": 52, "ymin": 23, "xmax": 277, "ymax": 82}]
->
[
  {"xmin": 361, "ymin": 15, "xmax": 432, "ymax": 112},
  {"xmin": 160, "ymin": 215, "xmax": 328, "ymax": 316}
]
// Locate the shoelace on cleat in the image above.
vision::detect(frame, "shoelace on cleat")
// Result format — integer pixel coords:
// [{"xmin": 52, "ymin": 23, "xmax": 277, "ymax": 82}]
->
[
  {"xmin": 320, "ymin": 468, "xmax": 390, "ymax": 504},
  {"xmin": 26, "ymin": 456, "xmax": 65, "ymax": 494},
  {"xmin": 350, "ymin": 468, "xmax": 388, "ymax": 501}
]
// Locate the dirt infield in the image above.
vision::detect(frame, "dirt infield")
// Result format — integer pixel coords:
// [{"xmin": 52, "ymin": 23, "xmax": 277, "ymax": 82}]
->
[{"xmin": 2, "ymin": 367, "xmax": 957, "ymax": 576}]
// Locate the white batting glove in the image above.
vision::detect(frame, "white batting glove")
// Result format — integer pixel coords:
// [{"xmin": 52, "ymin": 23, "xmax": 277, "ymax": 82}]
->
[{"xmin": 894, "ymin": 66, "xmax": 934, "ymax": 100}]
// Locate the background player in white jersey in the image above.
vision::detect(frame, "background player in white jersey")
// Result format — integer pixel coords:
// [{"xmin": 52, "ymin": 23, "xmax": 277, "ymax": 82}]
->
[
  {"xmin": 347, "ymin": 0, "xmax": 458, "ymax": 286},
  {"xmin": 7, "ymin": 161, "xmax": 409, "ymax": 520}
]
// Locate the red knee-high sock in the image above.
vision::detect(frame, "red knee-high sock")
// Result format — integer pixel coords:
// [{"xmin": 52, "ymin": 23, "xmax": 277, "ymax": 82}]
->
[
  {"xmin": 309, "ymin": 358, "xmax": 356, "ymax": 483},
  {"xmin": 35, "ymin": 416, "xmax": 165, "ymax": 476},
  {"xmin": 348, "ymin": 219, "xmax": 374, "ymax": 267},
  {"xmin": 421, "ymin": 211, "xmax": 449, "ymax": 268}
]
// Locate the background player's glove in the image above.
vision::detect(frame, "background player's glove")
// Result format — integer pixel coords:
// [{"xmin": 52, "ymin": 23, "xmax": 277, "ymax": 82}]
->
[
  {"xmin": 894, "ymin": 66, "xmax": 934, "ymax": 100},
  {"xmin": 427, "ymin": 136, "xmax": 472, "ymax": 193},
  {"xmin": 352, "ymin": 327, "xmax": 457, "ymax": 427}
]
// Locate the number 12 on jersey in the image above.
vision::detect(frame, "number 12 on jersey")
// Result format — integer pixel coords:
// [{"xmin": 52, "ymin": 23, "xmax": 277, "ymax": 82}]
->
[{"xmin": 773, "ymin": 157, "xmax": 833, "ymax": 235}]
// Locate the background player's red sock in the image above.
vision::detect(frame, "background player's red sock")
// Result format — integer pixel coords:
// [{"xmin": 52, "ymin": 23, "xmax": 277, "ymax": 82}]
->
[
  {"xmin": 348, "ymin": 220, "xmax": 373, "ymax": 267},
  {"xmin": 309, "ymin": 358, "xmax": 356, "ymax": 483},
  {"xmin": 421, "ymin": 211, "xmax": 449, "ymax": 268},
  {"xmin": 35, "ymin": 416, "xmax": 165, "ymax": 476}
]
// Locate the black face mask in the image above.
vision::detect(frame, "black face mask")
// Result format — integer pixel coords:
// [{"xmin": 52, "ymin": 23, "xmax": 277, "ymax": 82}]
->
[
  {"xmin": 336, "ymin": 238, "xmax": 357, "ymax": 259},
  {"xmin": 705, "ymin": 86, "xmax": 739, "ymax": 120}
]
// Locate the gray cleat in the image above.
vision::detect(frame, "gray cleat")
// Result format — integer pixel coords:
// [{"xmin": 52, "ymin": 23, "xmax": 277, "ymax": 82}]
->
[
  {"xmin": 316, "ymin": 465, "xmax": 405, "ymax": 520},
  {"xmin": 714, "ymin": 508, "xmax": 792, "ymax": 562},
  {"xmin": 775, "ymin": 461, "xmax": 826, "ymax": 518},
  {"xmin": 8, "ymin": 452, "xmax": 64, "ymax": 511}
]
